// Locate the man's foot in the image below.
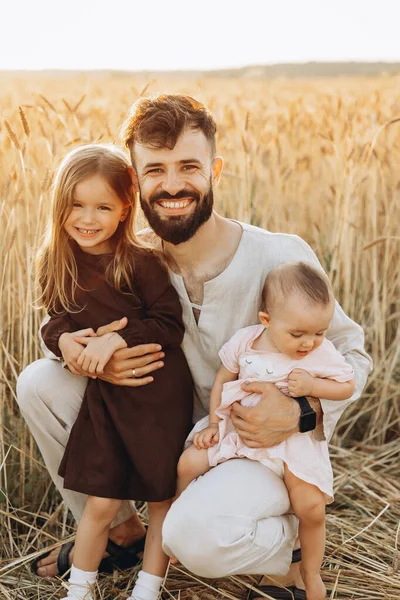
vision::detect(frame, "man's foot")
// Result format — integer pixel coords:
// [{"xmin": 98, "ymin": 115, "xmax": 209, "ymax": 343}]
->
[
  {"xmin": 302, "ymin": 571, "xmax": 326, "ymax": 600},
  {"xmin": 34, "ymin": 514, "xmax": 146, "ymax": 578},
  {"xmin": 249, "ymin": 561, "xmax": 306, "ymax": 600}
]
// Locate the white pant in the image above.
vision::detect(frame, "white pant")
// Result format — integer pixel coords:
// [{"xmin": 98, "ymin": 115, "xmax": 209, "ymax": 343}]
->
[{"xmin": 16, "ymin": 358, "xmax": 298, "ymax": 577}]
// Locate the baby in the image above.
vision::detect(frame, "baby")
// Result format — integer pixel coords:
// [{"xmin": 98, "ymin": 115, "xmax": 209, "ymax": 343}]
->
[{"xmin": 177, "ymin": 261, "xmax": 355, "ymax": 600}]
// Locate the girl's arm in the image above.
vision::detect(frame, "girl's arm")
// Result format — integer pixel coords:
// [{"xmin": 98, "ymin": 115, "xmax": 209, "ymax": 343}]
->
[
  {"xmin": 41, "ymin": 314, "xmax": 77, "ymax": 358},
  {"xmin": 115, "ymin": 252, "xmax": 185, "ymax": 349},
  {"xmin": 209, "ymin": 365, "xmax": 238, "ymax": 424},
  {"xmin": 288, "ymin": 368, "xmax": 355, "ymax": 401}
]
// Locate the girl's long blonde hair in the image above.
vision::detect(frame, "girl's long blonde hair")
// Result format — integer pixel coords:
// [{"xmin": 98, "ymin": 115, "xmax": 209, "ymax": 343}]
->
[{"xmin": 37, "ymin": 144, "xmax": 150, "ymax": 314}]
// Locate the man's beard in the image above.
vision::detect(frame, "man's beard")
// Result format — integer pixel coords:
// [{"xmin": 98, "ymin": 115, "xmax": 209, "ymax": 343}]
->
[{"xmin": 139, "ymin": 183, "xmax": 214, "ymax": 245}]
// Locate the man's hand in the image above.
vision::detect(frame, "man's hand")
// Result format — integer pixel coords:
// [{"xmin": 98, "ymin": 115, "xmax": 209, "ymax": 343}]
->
[
  {"xmin": 100, "ymin": 344, "xmax": 165, "ymax": 387},
  {"xmin": 288, "ymin": 368, "xmax": 315, "ymax": 397},
  {"xmin": 231, "ymin": 381, "xmax": 301, "ymax": 448},
  {"xmin": 193, "ymin": 425, "xmax": 220, "ymax": 450},
  {"xmin": 72, "ymin": 317, "xmax": 165, "ymax": 386},
  {"xmin": 75, "ymin": 332, "xmax": 127, "ymax": 375},
  {"xmin": 58, "ymin": 328, "xmax": 97, "ymax": 376}
]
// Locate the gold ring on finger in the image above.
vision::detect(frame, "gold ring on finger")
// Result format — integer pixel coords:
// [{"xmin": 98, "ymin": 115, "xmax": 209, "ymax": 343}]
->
[{"xmin": 132, "ymin": 369, "xmax": 137, "ymax": 378}]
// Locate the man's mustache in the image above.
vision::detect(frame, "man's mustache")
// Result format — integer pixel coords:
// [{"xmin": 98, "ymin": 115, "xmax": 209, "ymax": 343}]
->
[{"xmin": 149, "ymin": 189, "xmax": 201, "ymax": 205}]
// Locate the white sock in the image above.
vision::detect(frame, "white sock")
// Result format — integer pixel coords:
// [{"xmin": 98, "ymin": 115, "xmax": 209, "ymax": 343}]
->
[
  {"xmin": 61, "ymin": 564, "xmax": 98, "ymax": 600},
  {"xmin": 129, "ymin": 570, "xmax": 164, "ymax": 600}
]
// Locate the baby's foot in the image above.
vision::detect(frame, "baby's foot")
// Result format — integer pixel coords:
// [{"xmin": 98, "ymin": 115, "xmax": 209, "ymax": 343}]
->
[{"xmin": 302, "ymin": 572, "xmax": 326, "ymax": 600}]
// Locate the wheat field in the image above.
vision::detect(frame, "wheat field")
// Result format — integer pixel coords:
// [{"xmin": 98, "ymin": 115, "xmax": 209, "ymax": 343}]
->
[{"xmin": 0, "ymin": 73, "xmax": 399, "ymax": 599}]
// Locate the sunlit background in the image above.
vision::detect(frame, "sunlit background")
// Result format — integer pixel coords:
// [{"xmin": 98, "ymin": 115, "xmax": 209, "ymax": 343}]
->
[{"xmin": 2, "ymin": 0, "xmax": 399, "ymax": 71}]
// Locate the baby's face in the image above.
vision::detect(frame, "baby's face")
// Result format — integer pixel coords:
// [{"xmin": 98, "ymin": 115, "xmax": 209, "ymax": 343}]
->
[{"xmin": 266, "ymin": 293, "xmax": 335, "ymax": 360}]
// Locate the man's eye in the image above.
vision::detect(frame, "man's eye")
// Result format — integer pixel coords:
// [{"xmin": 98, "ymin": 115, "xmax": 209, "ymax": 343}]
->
[
  {"xmin": 147, "ymin": 168, "xmax": 162, "ymax": 174},
  {"xmin": 183, "ymin": 165, "xmax": 197, "ymax": 171}
]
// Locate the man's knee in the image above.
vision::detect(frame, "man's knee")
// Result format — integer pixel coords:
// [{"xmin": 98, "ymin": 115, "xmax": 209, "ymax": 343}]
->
[
  {"xmin": 16, "ymin": 359, "xmax": 53, "ymax": 414},
  {"xmin": 163, "ymin": 499, "xmax": 239, "ymax": 578}
]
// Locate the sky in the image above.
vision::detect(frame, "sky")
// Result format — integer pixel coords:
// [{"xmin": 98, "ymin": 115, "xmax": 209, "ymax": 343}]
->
[{"xmin": 2, "ymin": 0, "xmax": 400, "ymax": 71}]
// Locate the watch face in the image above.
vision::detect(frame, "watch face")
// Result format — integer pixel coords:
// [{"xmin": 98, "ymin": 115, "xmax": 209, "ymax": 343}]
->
[{"xmin": 300, "ymin": 411, "xmax": 317, "ymax": 433}]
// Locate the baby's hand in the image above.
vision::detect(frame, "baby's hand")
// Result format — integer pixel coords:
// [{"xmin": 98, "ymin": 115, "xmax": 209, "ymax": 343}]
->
[
  {"xmin": 288, "ymin": 368, "xmax": 315, "ymax": 397},
  {"xmin": 193, "ymin": 425, "xmax": 220, "ymax": 450}
]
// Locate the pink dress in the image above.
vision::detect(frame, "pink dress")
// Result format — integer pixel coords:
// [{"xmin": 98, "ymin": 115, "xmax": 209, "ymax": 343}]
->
[{"xmin": 189, "ymin": 324, "xmax": 354, "ymax": 502}]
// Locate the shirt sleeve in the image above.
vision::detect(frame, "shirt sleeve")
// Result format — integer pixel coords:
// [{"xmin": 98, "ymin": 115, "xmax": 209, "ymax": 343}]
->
[
  {"xmin": 117, "ymin": 252, "xmax": 185, "ymax": 349},
  {"xmin": 285, "ymin": 236, "xmax": 373, "ymax": 441},
  {"xmin": 40, "ymin": 312, "xmax": 76, "ymax": 358}
]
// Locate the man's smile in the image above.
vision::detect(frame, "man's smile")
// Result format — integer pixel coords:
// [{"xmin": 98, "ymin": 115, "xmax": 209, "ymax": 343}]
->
[{"xmin": 156, "ymin": 198, "xmax": 195, "ymax": 214}]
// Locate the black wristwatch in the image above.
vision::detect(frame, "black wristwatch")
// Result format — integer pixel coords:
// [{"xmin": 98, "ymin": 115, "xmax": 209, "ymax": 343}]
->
[{"xmin": 292, "ymin": 396, "xmax": 317, "ymax": 433}]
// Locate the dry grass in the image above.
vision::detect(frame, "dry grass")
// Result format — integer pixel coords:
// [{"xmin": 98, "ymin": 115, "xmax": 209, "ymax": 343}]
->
[{"xmin": 0, "ymin": 73, "xmax": 399, "ymax": 598}]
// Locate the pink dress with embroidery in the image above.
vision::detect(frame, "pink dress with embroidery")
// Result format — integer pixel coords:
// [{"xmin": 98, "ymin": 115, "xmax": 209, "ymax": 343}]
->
[{"xmin": 190, "ymin": 324, "xmax": 354, "ymax": 502}]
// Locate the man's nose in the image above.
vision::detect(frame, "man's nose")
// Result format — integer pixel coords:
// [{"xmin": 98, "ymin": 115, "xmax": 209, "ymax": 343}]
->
[{"xmin": 162, "ymin": 169, "xmax": 184, "ymax": 196}]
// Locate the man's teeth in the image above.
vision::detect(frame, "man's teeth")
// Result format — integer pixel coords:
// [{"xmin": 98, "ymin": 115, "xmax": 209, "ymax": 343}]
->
[
  {"xmin": 159, "ymin": 200, "xmax": 190, "ymax": 209},
  {"xmin": 77, "ymin": 228, "xmax": 99, "ymax": 234}
]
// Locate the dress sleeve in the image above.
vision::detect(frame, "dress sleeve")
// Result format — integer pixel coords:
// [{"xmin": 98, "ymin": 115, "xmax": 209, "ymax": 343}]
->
[
  {"xmin": 118, "ymin": 252, "xmax": 185, "ymax": 349},
  {"xmin": 218, "ymin": 328, "xmax": 248, "ymax": 374},
  {"xmin": 309, "ymin": 339, "xmax": 355, "ymax": 382},
  {"xmin": 41, "ymin": 312, "xmax": 76, "ymax": 358}
]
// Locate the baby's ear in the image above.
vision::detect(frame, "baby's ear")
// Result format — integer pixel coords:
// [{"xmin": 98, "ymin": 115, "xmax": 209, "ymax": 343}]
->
[{"xmin": 259, "ymin": 311, "xmax": 271, "ymax": 327}]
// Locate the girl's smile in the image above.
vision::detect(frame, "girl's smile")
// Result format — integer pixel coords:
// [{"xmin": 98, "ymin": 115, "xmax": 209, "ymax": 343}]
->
[{"xmin": 64, "ymin": 175, "xmax": 128, "ymax": 254}]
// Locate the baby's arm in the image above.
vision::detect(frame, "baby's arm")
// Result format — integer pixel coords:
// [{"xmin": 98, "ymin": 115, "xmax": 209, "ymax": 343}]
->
[
  {"xmin": 288, "ymin": 368, "xmax": 355, "ymax": 400},
  {"xmin": 193, "ymin": 365, "xmax": 237, "ymax": 449}
]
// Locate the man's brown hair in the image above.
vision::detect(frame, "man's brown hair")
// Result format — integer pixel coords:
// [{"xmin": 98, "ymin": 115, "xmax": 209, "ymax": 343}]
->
[
  {"xmin": 261, "ymin": 261, "xmax": 333, "ymax": 313},
  {"xmin": 121, "ymin": 94, "xmax": 217, "ymax": 162}
]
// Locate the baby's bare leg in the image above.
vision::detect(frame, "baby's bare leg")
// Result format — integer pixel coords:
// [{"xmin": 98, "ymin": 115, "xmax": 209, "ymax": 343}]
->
[
  {"xmin": 176, "ymin": 445, "xmax": 211, "ymax": 496},
  {"xmin": 284, "ymin": 465, "xmax": 326, "ymax": 600}
]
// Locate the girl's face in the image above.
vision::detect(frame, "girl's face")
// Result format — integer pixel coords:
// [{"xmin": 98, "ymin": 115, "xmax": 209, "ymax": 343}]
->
[
  {"xmin": 64, "ymin": 174, "xmax": 129, "ymax": 254},
  {"xmin": 260, "ymin": 292, "xmax": 335, "ymax": 360}
]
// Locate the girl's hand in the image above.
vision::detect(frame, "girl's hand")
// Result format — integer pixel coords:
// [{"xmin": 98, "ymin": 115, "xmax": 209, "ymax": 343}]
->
[
  {"xmin": 58, "ymin": 329, "xmax": 96, "ymax": 377},
  {"xmin": 193, "ymin": 425, "xmax": 220, "ymax": 450},
  {"xmin": 288, "ymin": 368, "xmax": 315, "ymax": 397},
  {"xmin": 75, "ymin": 332, "xmax": 128, "ymax": 375}
]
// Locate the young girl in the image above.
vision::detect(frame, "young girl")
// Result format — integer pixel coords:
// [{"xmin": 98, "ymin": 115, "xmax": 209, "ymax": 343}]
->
[
  {"xmin": 37, "ymin": 144, "xmax": 193, "ymax": 600},
  {"xmin": 177, "ymin": 261, "xmax": 355, "ymax": 600}
]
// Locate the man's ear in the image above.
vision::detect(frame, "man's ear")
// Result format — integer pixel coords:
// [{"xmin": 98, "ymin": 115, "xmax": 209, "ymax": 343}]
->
[
  {"xmin": 259, "ymin": 311, "xmax": 271, "ymax": 327},
  {"xmin": 211, "ymin": 156, "xmax": 223, "ymax": 186},
  {"xmin": 128, "ymin": 166, "xmax": 139, "ymax": 193}
]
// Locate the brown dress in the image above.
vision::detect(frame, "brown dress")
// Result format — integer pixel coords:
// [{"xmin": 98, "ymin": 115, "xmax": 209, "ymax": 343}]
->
[{"xmin": 42, "ymin": 245, "xmax": 193, "ymax": 502}]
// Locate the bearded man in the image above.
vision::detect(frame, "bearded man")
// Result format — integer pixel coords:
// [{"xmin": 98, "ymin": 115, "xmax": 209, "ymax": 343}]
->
[{"xmin": 17, "ymin": 94, "xmax": 372, "ymax": 599}]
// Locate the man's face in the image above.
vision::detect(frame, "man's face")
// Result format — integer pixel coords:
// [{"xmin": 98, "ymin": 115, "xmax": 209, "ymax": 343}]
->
[{"xmin": 133, "ymin": 128, "xmax": 222, "ymax": 245}]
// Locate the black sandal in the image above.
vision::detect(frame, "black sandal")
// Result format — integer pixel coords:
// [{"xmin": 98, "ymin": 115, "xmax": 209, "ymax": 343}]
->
[
  {"xmin": 99, "ymin": 536, "xmax": 146, "ymax": 573},
  {"xmin": 31, "ymin": 540, "xmax": 74, "ymax": 577},
  {"xmin": 31, "ymin": 533, "xmax": 146, "ymax": 577},
  {"xmin": 248, "ymin": 585, "xmax": 306, "ymax": 599},
  {"xmin": 247, "ymin": 548, "xmax": 305, "ymax": 600}
]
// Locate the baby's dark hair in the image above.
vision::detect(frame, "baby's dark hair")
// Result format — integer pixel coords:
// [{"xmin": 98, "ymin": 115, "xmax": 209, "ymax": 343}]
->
[{"xmin": 261, "ymin": 261, "xmax": 333, "ymax": 314}]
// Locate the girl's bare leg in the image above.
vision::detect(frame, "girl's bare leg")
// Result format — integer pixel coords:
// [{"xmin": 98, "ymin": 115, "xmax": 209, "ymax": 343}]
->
[
  {"xmin": 61, "ymin": 496, "xmax": 122, "ymax": 598},
  {"xmin": 128, "ymin": 500, "xmax": 171, "ymax": 600},
  {"xmin": 284, "ymin": 465, "xmax": 327, "ymax": 600},
  {"xmin": 73, "ymin": 496, "xmax": 122, "ymax": 571},
  {"xmin": 176, "ymin": 445, "xmax": 211, "ymax": 496}
]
